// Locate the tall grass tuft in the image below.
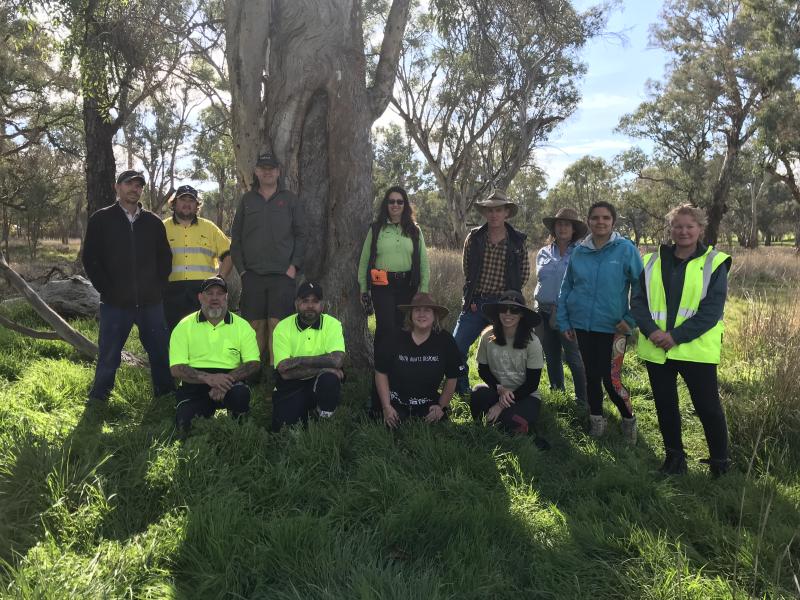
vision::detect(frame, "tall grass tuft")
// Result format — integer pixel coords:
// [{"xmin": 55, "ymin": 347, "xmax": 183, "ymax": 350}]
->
[{"xmin": 723, "ymin": 292, "xmax": 800, "ymax": 469}]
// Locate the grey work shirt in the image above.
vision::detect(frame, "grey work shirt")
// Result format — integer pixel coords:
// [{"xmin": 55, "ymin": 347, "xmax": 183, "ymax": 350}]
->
[{"xmin": 230, "ymin": 188, "xmax": 307, "ymax": 275}]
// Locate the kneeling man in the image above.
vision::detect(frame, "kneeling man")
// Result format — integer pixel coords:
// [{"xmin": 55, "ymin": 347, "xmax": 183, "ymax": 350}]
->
[
  {"xmin": 271, "ymin": 281, "xmax": 345, "ymax": 431},
  {"xmin": 169, "ymin": 277, "xmax": 261, "ymax": 431}
]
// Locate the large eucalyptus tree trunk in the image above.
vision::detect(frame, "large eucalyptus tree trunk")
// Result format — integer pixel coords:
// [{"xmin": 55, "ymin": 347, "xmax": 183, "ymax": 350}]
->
[{"xmin": 225, "ymin": 0, "xmax": 411, "ymax": 364}]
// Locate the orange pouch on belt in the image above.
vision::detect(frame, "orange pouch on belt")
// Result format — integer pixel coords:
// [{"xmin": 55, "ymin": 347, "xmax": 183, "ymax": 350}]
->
[{"xmin": 370, "ymin": 269, "xmax": 389, "ymax": 286}]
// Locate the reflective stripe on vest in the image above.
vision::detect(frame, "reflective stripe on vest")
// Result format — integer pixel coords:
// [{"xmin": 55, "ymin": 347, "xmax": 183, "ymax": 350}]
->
[
  {"xmin": 637, "ymin": 246, "xmax": 729, "ymax": 365},
  {"xmin": 171, "ymin": 246, "xmax": 215, "ymax": 257}
]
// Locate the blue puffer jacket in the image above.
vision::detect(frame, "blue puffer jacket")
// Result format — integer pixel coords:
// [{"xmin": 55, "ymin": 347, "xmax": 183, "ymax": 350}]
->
[{"xmin": 556, "ymin": 232, "xmax": 643, "ymax": 334}]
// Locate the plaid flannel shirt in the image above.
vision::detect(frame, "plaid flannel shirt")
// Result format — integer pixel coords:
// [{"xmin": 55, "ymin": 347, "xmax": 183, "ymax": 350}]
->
[{"xmin": 463, "ymin": 236, "xmax": 530, "ymax": 296}]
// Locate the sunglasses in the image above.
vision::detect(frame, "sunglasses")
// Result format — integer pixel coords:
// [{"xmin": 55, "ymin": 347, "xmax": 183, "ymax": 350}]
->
[
  {"xmin": 500, "ymin": 306, "xmax": 523, "ymax": 315},
  {"xmin": 387, "ymin": 199, "xmax": 405, "ymax": 205}
]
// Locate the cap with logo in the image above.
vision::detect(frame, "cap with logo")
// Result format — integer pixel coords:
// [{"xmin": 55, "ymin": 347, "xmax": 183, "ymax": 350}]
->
[
  {"xmin": 175, "ymin": 185, "xmax": 199, "ymax": 200},
  {"xmin": 200, "ymin": 276, "xmax": 227, "ymax": 293},
  {"xmin": 296, "ymin": 281, "xmax": 323, "ymax": 300},
  {"xmin": 255, "ymin": 152, "xmax": 280, "ymax": 168}
]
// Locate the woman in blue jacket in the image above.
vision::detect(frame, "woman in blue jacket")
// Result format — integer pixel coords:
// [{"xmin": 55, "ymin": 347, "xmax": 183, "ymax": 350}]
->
[{"xmin": 557, "ymin": 201, "xmax": 643, "ymax": 443}]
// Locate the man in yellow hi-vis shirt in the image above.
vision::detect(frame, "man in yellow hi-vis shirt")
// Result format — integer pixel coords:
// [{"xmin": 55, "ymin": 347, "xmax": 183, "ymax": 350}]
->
[{"xmin": 163, "ymin": 185, "xmax": 233, "ymax": 330}]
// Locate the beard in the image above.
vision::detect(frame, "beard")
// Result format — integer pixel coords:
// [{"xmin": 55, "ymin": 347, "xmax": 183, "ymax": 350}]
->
[{"xmin": 203, "ymin": 305, "xmax": 226, "ymax": 320}]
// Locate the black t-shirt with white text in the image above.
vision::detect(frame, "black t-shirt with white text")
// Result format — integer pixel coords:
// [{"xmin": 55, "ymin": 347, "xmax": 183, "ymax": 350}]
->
[{"xmin": 375, "ymin": 330, "xmax": 465, "ymax": 405}]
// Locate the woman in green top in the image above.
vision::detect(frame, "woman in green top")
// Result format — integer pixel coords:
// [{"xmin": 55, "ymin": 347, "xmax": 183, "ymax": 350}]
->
[{"xmin": 358, "ymin": 186, "xmax": 430, "ymax": 345}]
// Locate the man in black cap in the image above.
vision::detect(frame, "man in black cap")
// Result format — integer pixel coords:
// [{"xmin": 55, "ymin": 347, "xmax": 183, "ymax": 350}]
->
[
  {"xmin": 169, "ymin": 277, "xmax": 260, "ymax": 431},
  {"xmin": 230, "ymin": 152, "xmax": 308, "ymax": 372},
  {"xmin": 270, "ymin": 281, "xmax": 345, "ymax": 431},
  {"xmin": 82, "ymin": 169, "xmax": 174, "ymax": 404},
  {"xmin": 162, "ymin": 184, "xmax": 232, "ymax": 331}
]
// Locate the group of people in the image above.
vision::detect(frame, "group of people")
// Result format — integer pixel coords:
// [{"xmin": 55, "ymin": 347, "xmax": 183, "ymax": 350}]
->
[{"xmin": 80, "ymin": 154, "xmax": 732, "ymax": 476}]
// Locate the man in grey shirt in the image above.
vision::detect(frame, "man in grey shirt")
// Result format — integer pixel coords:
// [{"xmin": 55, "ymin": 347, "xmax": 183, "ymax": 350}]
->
[{"xmin": 230, "ymin": 152, "xmax": 307, "ymax": 369}]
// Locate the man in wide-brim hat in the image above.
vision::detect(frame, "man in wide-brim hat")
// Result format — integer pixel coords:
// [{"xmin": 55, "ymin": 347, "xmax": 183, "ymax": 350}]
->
[
  {"xmin": 475, "ymin": 189, "xmax": 519, "ymax": 219},
  {"xmin": 452, "ymin": 188, "xmax": 530, "ymax": 394}
]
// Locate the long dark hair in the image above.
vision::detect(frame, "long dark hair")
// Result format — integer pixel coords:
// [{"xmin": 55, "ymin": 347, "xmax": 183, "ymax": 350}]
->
[
  {"xmin": 374, "ymin": 185, "xmax": 418, "ymax": 238},
  {"xmin": 485, "ymin": 311, "xmax": 537, "ymax": 349}
]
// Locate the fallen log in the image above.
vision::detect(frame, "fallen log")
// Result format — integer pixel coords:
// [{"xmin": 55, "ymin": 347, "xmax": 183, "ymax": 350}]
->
[{"xmin": 0, "ymin": 254, "xmax": 146, "ymax": 367}]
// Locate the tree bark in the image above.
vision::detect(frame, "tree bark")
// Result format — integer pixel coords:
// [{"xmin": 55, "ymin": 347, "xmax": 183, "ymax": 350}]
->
[
  {"xmin": 225, "ymin": 0, "xmax": 411, "ymax": 364},
  {"xmin": 84, "ymin": 95, "xmax": 119, "ymax": 216}
]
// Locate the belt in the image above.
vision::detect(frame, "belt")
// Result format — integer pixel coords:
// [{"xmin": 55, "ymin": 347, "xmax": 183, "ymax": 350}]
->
[{"xmin": 387, "ymin": 271, "xmax": 409, "ymax": 280}]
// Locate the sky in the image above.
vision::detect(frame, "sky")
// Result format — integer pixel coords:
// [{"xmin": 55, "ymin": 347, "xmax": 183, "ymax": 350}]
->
[{"xmin": 533, "ymin": 0, "xmax": 671, "ymax": 186}]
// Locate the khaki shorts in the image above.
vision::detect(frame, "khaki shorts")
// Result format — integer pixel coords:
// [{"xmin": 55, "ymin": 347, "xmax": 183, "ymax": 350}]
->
[{"xmin": 239, "ymin": 272, "xmax": 296, "ymax": 321}]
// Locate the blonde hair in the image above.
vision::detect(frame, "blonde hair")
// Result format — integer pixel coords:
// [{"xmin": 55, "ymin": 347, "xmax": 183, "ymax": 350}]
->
[{"xmin": 666, "ymin": 204, "xmax": 706, "ymax": 228}]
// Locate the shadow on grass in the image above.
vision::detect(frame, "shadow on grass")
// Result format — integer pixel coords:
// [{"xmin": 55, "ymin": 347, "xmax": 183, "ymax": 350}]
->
[{"xmin": 1, "ymin": 361, "xmax": 799, "ymax": 598}]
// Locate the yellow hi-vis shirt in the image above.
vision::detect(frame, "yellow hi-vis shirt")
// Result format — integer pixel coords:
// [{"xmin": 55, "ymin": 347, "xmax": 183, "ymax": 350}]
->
[
  {"xmin": 170, "ymin": 310, "xmax": 260, "ymax": 370},
  {"xmin": 163, "ymin": 216, "xmax": 230, "ymax": 282},
  {"xmin": 272, "ymin": 313, "xmax": 346, "ymax": 379}
]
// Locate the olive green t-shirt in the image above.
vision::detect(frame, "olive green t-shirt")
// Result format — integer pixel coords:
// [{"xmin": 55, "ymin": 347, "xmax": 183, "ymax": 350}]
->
[{"xmin": 476, "ymin": 329, "xmax": 544, "ymax": 392}]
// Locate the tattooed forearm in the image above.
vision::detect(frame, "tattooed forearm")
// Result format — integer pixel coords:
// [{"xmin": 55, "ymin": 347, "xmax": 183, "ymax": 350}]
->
[
  {"xmin": 170, "ymin": 364, "xmax": 210, "ymax": 384},
  {"xmin": 226, "ymin": 361, "xmax": 260, "ymax": 382}
]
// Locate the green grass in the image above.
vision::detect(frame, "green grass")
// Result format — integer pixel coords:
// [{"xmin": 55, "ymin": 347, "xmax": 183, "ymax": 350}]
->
[{"xmin": 0, "ymin": 295, "xmax": 798, "ymax": 598}]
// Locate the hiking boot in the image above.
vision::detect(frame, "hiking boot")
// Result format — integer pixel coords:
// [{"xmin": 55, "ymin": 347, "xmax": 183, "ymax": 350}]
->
[
  {"xmin": 700, "ymin": 457, "xmax": 730, "ymax": 478},
  {"xmin": 659, "ymin": 448, "xmax": 688, "ymax": 475},
  {"xmin": 588, "ymin": 414, "xmax": 607, "ymax": 438},
  {"xmin": 621, "ymin": 415, "xmax": 638, "ymax": 446}
]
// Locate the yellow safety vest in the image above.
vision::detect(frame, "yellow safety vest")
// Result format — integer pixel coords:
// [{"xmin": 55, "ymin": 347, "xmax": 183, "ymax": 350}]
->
[
  {"xmin": 637, "ymin": 246, "xmax": 730, "ymax": 365},
  {"xmin": 163, "ymin": 217, "xmax": 230, "ymax": 282}
]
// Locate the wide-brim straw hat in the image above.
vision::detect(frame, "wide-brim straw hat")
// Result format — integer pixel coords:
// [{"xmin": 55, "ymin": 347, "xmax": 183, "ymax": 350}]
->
[
  {"xmin": 542, "ymin": 207, "xmax": 588, "ymax": 238},
  {"xmin": 397, "ymin": 292, "xmax": 449, "ymax": 320},
  {"xmin": 475, "ymin": 189, "xmax": 518, "ymax": 219},
  {"xmin": 482, "ymin": 290, "xmax": 541, "ymax": 326}
]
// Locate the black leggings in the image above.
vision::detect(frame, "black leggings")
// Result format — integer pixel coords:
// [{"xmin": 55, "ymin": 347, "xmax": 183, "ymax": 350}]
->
[
  {"xmin": 371, "ymin": 278, "xmax": 415, "ymax": 346},
  {"xmin": 470, "ymin": 385, "xmax": 541, "ymax": 434},
  {"xmin": 271, "ymin": 372, "xmax": 341, "ymax": 432},
  {"xmin": 575, "ymin": 330, "xmax": 633, "ymax": 418},
  {"xmin": 645, "ymin": 359, "xmax": 728, "ymax": 461}
]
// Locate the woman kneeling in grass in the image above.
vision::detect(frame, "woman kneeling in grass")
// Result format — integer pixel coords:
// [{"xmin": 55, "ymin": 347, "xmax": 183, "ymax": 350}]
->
[
  {"xmin": 471, "ymin": 291, "xmax": 549, "ymax": 448},
  {"xmin": 374, "ymin": 293, "xmax": 465, "ymax": 429}
]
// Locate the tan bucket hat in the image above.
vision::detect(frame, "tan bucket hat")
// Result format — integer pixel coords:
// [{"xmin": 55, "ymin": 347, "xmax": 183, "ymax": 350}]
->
[
  {"xmin": 397, "ymin": 292, "xmax": 449, "ymax": 320},
  {"xmin": 475, "ymin": 189, "xmax": 518, "ymax": 219},
  {"xmin": 542, "ymin": 207, "xmax": 588, "ymax": 239}
]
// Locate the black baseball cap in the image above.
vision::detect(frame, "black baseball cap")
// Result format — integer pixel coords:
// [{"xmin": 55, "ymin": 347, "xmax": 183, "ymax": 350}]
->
[
  {"xmin": 296, "ymin": 281, "xmax": 322, "ymax": 300},
  {"xmin": 175, "ymin": 185, "xmax": 199, "ymax": 200},
  {"xmin": 255, "ymin": 152, "xmax": 280, "ymax": 167},
  {"xmin": 199, "ymin": 277, "xmax": 227, "ymax": 293},
  {"xmin": 116, "ymin": 170, "xmax": 146, "ymax": 185}
]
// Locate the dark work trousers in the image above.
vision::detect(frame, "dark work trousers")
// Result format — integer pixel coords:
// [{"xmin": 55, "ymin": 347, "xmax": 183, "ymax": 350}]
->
[
  {"xmin": 164, "ymin": 280, "xmax": 203, "ymax": 331},
  {"xmin": 535, "ymin": 312, "xmax": 587, "ymax": 405},
  {"xmin": 470, "ymin": 384, "xmax": 542, "ymax": 434},
  {"xmin": 575, "ymin": 330, "xmax": 633, "ymax": 418},
  {"xmin": 271, "ymin": 371, "xmax": 341, "ymax": 432},
  {"xmin": 175, "ymin": 380, "xmax": 251, "ymax": 431},
  {"xmin": 645, "ymin": 359, "xmax": 729, "ymax": 461},
  {"xmin": 89, "ymin": 302, "xmax": 174, "ymax": 401},
  {"xmin": 371, "ymin": 275, "xmax": 415, "ymax": 346}
]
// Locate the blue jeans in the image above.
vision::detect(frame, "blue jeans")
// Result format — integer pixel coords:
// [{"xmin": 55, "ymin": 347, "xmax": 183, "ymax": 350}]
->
[
  {"xmin": 89, "ymin": 303, "xmax": 174, "ymax": 401},
  {"xmin": 536, "ymin": 311, "xmax": 587, "ymax": 405},
  {"xmin": 452, "ymin": 295, "xmax": 496, "ymax": 394}
]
